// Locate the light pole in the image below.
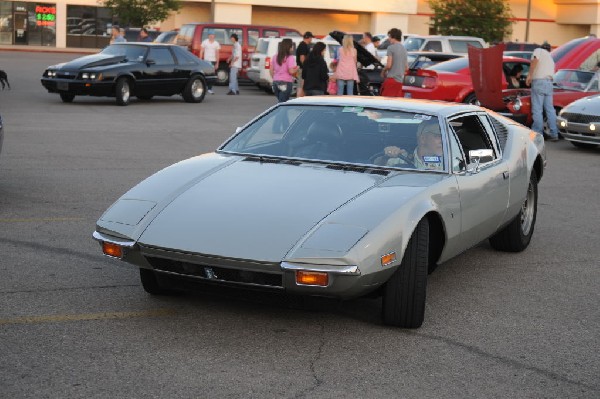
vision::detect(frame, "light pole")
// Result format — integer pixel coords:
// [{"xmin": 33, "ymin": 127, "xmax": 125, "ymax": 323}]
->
[{"xmin": 525, "ymin": 0, "xmax": 532, "ymax": 42}]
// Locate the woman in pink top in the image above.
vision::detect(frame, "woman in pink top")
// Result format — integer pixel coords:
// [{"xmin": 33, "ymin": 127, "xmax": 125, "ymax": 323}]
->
[
  {"xmin": 336, "ymin": 35, "xmax": 359, "ymax": 95},
  {"xmin": 270, "ymin": 39, "xmax": 298, "ymax": 102}
]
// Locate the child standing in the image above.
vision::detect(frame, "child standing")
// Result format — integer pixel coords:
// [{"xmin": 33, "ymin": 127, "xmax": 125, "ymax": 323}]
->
[{"xmin": 327, "ymin": 61, "xmax": 338, "ymax": 95}]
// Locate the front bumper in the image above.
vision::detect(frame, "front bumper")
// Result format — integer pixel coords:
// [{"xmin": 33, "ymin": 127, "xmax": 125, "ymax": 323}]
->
[
  {"xmin": 557, "ymin": 116, "xmax": 600, "ymax": 145},
  {"xmin": 41, "ymin": 78, "xmax": 113, "ymax": 96},
  {"xmin": 93, "ymin": 230, "xmax": 388, "ymax": 299}
]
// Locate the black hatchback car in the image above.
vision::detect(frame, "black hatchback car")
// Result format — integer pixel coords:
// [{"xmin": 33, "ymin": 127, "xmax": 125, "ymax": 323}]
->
[{"xmin": 41, "ymin": 43, "xmax": 217, "ymax": 105}]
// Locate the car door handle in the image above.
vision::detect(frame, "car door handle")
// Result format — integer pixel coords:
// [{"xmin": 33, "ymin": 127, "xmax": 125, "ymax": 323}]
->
[{"xmin": 502, "ymin": 171, "xmax": 509, "ymax": 180}]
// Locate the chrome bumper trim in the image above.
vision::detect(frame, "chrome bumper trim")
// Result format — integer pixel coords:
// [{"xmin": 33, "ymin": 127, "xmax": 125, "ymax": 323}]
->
[
  {"xmin": 280, "ymin": 262, "xmax": 361, "ymax": 276},
  {"xmin": 92, "ymin": 231, "xmax": 136, "ymax": 248}
]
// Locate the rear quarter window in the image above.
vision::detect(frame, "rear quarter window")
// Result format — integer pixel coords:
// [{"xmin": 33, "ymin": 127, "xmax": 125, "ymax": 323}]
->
[{"xmin": 428, "ymin": 57, "xmax": 469, "ymax": 72}]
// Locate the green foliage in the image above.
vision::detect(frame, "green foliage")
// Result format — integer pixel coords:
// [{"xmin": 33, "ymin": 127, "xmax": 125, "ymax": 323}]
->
[
  {"xmin": 428, "ymin": 0, "xmax": 513, "ymax": 43},
  {"xmin": 101, "ymin": 0, "xmax": 181, "ymax": 27}
]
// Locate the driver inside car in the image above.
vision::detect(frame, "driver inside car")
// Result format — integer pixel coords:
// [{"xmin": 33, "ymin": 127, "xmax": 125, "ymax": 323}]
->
[{"xmin": 375, "ymin": 120, "xmax": 444, "ymax": 170}]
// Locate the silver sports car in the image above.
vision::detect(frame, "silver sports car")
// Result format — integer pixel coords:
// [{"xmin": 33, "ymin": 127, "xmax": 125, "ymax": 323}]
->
[{"xmin": 94, "ymin": 97, "xmax": 546, "ymax": 328}]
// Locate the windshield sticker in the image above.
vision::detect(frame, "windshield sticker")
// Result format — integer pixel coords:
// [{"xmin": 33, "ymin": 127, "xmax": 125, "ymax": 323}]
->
[
  {"xmin": 343, "ymin": 106, "xmax": 363, "ymax": 113},
  {"xmin": 414, "ymin": 114, "xmax": 432, "ymax": 120}
]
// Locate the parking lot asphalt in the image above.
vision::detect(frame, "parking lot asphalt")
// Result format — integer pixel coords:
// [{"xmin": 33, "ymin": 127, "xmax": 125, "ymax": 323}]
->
[{"xmin": 0, "ymin": 50, "xmax": 599, "ymax": 398}]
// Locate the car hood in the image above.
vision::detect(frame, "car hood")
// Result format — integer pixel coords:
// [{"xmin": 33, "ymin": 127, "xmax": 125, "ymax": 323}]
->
[
  {"xmin": 58, "ymin": 54, "xmax": 127, "ymax": 70},
  {"xmin": 329, "ymin": 30, "xmax": 383, "ymax": 68},
  {"xmin": 469, "ymin": 44, "xmax": 506, "ymax": 110},
  {"xmin": 98, "ymin": 154, "xmax": 434, "ymax": 263},
  {"xmin": 561, "ymin": 94, "xmax": 600, "ymax": 113}
]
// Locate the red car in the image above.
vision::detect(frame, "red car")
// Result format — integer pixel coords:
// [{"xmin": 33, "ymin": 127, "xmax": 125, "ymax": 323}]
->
[
  {"xmin": 552, "ymin": 36, "xmax": 600, "ymax": 71},
  {"xmin": 402, "ymin": 56, "xmax": 530, "ymax": 104},
  {"xmin": 505, "ymin": 69, "xmax": 599, "ymax": 127}
]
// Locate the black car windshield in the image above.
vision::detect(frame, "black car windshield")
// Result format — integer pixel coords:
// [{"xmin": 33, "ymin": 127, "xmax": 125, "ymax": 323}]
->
[
  {"xmin": 553, "ymin": 69, "xmax": 595, "ymax": 91},
  {"xmin": 220, "ymin": 105, "xmax": 446, "ymax": 172},
  {"xmin": 101, "ymin": 44, "xmax": 147, "ymax": 61}
]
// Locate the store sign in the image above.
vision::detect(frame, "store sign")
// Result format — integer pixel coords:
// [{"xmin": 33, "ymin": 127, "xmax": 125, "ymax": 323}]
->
[{"xmin": 36, "ymin": 5, "xmax": 56, "ymax": 27}]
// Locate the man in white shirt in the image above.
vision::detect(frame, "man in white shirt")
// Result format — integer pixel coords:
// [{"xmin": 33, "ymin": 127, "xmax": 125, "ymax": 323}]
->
[
  {"xmin": 526, "ymin": 42, "xmax": 559, "ymax": 141},
  {"xmin": 363, "ymin": 32, "xmax": 378, "ymax": 59},
  {"xmin": 200, "ymin": 32, "xmax": 221, "ymax": 94}
]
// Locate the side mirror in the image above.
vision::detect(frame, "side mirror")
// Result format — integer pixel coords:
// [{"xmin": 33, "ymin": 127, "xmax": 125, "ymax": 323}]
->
[
  {"xmin": 466, "ymin": 149, "xmax": 494, "ymax": 173},
  {"xmin": 146, "ymin": 59, "xmax": 156, "ymax": 66}
]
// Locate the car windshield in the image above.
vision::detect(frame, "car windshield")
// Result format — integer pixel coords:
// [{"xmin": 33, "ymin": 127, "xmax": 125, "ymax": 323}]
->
[
  {"xmin": 220, "ymin": 105, "xmax": 446, "ymax": 172},
  {"xmin": 553, "ymin": 69, "xmax": 596, "ymax": 91},
  {"xmin": 404, "ymin": 37, "xmax": 425, "ymax": 51},
  {"xmin": 101, "ymin": 44, "xmax": 147, "ymax": 62}
]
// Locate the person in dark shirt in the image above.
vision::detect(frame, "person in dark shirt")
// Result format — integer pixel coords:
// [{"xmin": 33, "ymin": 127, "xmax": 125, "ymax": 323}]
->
[
  {"xmin": 302, "ymin": 42, "xmax": 329, "ymax": 96},
  {"xmin": 295, "ymin": 31, "xmax": 313, "ymax": 97},
  {"xmin": 138, "ymin": 28, "xmax": 153, "ymax": 42}
]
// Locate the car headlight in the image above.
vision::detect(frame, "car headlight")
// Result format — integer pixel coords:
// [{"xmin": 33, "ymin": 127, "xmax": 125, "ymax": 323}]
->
[
  {"xmin": 82, "ymin": 72, "xmax": 89, "ymax": 79},
  {"xmin": 512, "ymin": 98, "xmax": 522, "ymax": 111},
  {"xmin": 559, "ymin": 119, "xmax": 567, "ymax": 128},
  {"xmin": 90, "ymin": 73, "xmax": 96, "ymax": 79},
  {"xmin": 46, "ymin": 70, "xmax": 55, "ymax": 77}
]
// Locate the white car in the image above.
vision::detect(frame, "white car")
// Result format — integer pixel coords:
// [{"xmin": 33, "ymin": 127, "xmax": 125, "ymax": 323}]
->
[{"xmin": 247, "ymin": 37, "xmax": 340, "ymax": 93}]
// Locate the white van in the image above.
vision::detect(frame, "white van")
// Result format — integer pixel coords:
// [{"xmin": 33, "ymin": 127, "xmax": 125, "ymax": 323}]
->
[{"xmin": 247, "ymin": 37, "xmax": 340, "ymax": 92}]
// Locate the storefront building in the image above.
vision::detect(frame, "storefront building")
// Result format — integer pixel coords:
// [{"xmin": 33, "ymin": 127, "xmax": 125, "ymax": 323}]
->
[{"xmin": 0, "ymin": 0, "xmax": 598, "ymax": 49}]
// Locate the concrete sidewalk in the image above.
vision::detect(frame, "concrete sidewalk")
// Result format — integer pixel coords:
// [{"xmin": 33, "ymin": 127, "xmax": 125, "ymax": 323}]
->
[{"xmin": 0, "ymin": 44, "xmax": 95, "ymax": 54}]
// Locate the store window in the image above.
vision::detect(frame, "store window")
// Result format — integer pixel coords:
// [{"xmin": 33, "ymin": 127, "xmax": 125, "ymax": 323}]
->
[
  {"xmin": 0, "ymin": 2, "xmax": 12, "ymax": 44},
  {"xmin": 67, "ymin": 5, "xmax": 114, "ymax": 48}
]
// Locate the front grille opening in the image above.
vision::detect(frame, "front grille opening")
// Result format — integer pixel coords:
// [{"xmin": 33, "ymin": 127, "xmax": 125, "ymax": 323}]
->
[
  {"xmin": 562, "ymin": 112, "xmax": 600, "ymax": 124},
  {"xmin": 145, "ymin": 257, "xmax": 283, "ymax": 288}
]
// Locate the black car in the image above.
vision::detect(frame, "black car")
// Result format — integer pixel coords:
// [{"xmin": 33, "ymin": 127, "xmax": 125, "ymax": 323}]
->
[{"xmin": 41, "ymin": 43, "xmax": 218, "ymax": 106}]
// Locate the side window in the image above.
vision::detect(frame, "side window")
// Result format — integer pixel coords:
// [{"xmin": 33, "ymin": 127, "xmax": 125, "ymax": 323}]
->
[
  {"xmin": 248, "ymin": 29, "xmax": 259, "ymax": 48},
  {"xmin": 449, "ymin": 40, "xmax": 483, "ymax": 53},
  {"xmin": 263, "ymin": 30, "xmax": 280, "ymax": 38},
  {"xmin": 448, "ymin": 129, "xmax": 466, "ymax": 172},
  {"xmin": 225, "ymin": 28, "xmax": 243, "ymax": 45},
  {"xmin": 449, "ymin": 114, "xmax": 497, "ymax": 164},
  {"xmin": 176, "ymin": 25, "xmax": 194, "ymax": 46},
  {"xmin": 423, "ymin": 40, "xmax": 442, "ymax": 52},
  {"xmin": 148, "ymin": 47, "xmax": 175, "ymax": 65}
]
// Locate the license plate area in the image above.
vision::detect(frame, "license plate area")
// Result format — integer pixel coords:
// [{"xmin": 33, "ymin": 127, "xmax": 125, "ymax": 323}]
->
[{"xmin": 57, "ymin": 81, "xmax": 69, "ymax": 91}]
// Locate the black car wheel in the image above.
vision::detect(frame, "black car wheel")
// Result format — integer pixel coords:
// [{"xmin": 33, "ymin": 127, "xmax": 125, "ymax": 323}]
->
[
  {"xmin": 139, "ymin": 269, "xmax": 179, "ymax": 295},
  {"xmin": 60, "ymin": 93, "xmax": 75, "ymax": 103},
  {"xmin": 489, "ymin": 171, "xmax": 538, "ymax": 252},
  {"xmin": 382, "ymin": 217, "xmax": 429, "ymax": 328},
  {"xmin": 182, "ymin": 76, "xmax": 206, "ymax": 103},
  {"xmin": 571, "ymin": 141, "xmax": 598, "ymax": 149},
  {"xmin": 463, "ymin": 93, "xmax": 479, "ymax": 105},
  {"xmin": 115, "ymin": 77, "xmax": 131, "ymax": 106}
]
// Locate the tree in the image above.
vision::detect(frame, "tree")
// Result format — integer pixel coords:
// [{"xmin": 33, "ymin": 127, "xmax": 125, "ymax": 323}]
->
[
  {"xmin": 428, "ymin": 0, "xmax": 513, "ymax": 43},
  {"xmin": 101, "ymin": 0, "xmax": 181, "ymax": 27}
]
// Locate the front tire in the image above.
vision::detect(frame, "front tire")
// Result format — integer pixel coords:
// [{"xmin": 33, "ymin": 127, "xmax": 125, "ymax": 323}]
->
[
  {"xmin": 60, "ymin": 93, "xmax": 75, "ymax": 103},
  {"xmin": 382, "ymin": 218, "xmax": 429, "ymax": 328},
  {"xmin": 115, "ymin": 77, "xmax": 131, "ymax": 106},
  {"xmin": 182, "ymin": 76, "xmax": 207, "ymax": 103},
  {"xmin": 489, "ymin": 171, "xmax": 538, "ymax": 252},
  {"xmin": 139, "ymin": 269, "xmax": 178, "ymax": 295}
]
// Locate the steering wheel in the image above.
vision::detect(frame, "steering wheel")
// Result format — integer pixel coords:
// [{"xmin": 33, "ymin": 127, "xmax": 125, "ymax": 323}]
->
[{"xmin": 368, "ymin": 151, "xmax": 415, "ymax": 168}]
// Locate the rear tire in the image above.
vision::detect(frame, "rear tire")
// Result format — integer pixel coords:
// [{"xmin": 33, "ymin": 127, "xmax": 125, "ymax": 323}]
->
[
  {"xmin": 115, "ymin": 77, "xmax": 131, "ymax": 106},
  {"xmin": 489, "ymin": 171, "xmax": 538, "ymax": 252},
  {"xmin": 216, "ymin": 67, "xmax": 229, "ymax": 85},
  {"xmin": 139, "ymin": 269, "xmax": 178, "ymax": 295},
  {"xmin": 382, "ymin": 218, "xmax": 429, "ymax": 328},
  {"xmin": 60, "ymin": 93, "xmax": 75, "ymax": 103},
  {"xmin": 182, "ymin": 76, "xmax": 207, "ymax": 103}
]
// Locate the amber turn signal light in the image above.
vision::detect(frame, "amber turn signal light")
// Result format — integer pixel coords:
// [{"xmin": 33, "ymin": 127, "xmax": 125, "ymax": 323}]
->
[
  {"xmin": 102, "ymin": 241, "xmax": 123, "ymax": 258},
  {"xmin": 296, "ymin": 271, "xmax": 328, "ymax": 286},
  {"xmin": 381, "ymin": 252, "xmax": 396, "ymax": 266}
]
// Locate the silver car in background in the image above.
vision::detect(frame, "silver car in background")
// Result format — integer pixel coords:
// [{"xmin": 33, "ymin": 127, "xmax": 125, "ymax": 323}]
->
[
  {"xmin": 93, "ymin": 97, "xmax": 546, "ymax": 328},
  {"xmin": 557, "ymin": 94, "xmax": 600, "ymax": 149}
]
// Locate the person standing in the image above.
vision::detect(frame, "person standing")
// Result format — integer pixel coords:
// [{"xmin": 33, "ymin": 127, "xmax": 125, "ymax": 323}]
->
[
  {"xmin": 270, "ymin": 38, "xmax": 298, "ymax": 102},
  {"xmin": 227, "ymin": 33, "xmax": 241, "ymax": 95},
  {"xmin": 380, "ymin": 28, "xmax": 408, "ymax": 97},
  {"xmin": 110, "ymin": 25, "xmax": 126, "ymax": 44},
  {"xmin": 200, "ymin": 32, "xmax": 221, "ymax": 94},
  {"xmin": 302, "ymin": 42, "xmax": 329, "ymax": 96},
  {"xmin": 336, "ymin": 35, "xmax": 359, "ymax": 95},
  {"xmin": 296, "ymin": 31, "xmax": 314, "ymax": 97},
  {"xmin": 363, "ymin": 32, "xmax": 378, "ymax": 58},
  {"xmin": 138, "ymin": 27, "xmax": 153, "ymax": 42},
  {"xmin": 526, "ymin": 42, "xmax": 559, "ymax": 141}
]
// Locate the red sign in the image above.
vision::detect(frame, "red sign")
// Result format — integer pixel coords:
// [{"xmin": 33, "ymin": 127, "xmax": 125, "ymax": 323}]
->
[{"xmin": 36, "ymin": 5, "xmax": 56, "ymax": 27}]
